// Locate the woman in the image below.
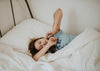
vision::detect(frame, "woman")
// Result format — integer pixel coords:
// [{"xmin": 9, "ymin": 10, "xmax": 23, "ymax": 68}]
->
[{"xmin": 28, "ymin": 8, "xmax": 76, "ymax": 61}]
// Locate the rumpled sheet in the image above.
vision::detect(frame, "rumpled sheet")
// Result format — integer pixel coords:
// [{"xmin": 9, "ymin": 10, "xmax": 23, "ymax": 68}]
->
[{"xmin": 0, "ymin": 28, "xmax": 100, "ymax": 71}]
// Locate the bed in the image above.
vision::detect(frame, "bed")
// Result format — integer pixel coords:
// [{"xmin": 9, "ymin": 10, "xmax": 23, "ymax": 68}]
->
[{"xmin": 0, "ymin": 19, "xmax": 100, "ymax": 71}]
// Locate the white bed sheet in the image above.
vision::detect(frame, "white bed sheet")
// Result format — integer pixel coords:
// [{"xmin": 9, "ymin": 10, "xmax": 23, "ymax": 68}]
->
[{"xmin": 0, "ymin": 19, "xmax": 100, "ymax": 71}]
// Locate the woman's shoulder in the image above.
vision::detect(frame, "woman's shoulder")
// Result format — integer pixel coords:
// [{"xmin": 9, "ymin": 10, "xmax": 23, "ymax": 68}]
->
[{"xmin": 53, "ymin": 29, "xmax": 63, "ymax": 38}]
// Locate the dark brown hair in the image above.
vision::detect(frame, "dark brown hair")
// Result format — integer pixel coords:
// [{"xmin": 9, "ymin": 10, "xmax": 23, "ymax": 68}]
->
[{"xmin": 28, "ymin": 37, "xmax": 56, "ymax": 57}]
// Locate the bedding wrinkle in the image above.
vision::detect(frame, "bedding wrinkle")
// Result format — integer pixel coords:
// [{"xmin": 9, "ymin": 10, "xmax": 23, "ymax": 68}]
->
[{"xmin": 0, "ymin": 19, "xmax": 100, "ymax": 71}]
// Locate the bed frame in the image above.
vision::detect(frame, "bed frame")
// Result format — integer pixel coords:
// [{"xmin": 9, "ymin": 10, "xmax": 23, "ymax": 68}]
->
[{"xmin": 0, "ymin": 0, "xmax": 33, "ymax": 38}]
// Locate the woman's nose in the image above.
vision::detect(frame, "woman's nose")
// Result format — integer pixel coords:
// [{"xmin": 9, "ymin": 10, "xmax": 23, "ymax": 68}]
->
[{"xmin": 42, "ymin": 41, "xmax": 46, "ymax": 45}]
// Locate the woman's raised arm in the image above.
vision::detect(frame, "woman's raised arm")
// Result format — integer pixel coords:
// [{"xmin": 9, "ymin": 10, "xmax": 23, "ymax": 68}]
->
[
  {"xmin": 46, "ymin": 8, "xmax": 63, "ymax": 38},
  {"xmin": 33, "ymin": 43, "xmax": 51, "ymax": 61},
  {"xmin": 52, "ymin": 8, "xmax": 63, "ymax": 33}
]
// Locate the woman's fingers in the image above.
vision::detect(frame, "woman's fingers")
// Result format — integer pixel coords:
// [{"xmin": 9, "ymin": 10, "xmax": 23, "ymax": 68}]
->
[
  {"xmin": 46, "ymin": 32, "xmax": 51, "ymax": 38},
  {"xmin": 50, "ymin": 37, "xmax": 57, "ymax": 42},
  {"xmin": 45, "ymin": 30, "xmax": 56, "ymax": 39},
  {"xmin": 49, "ymin": 33, "xmax": 53, "ymax": 37},
  {"xmin": 46, "ymin": 32, "xmax": 53, "ymax": 39},
  {"xmin": 48, "ymin": 37, "xmax": 57, "ymax": 46},
  {"xmin": 45, "ymin": 33, "xmax": 48, "ymax": 39}
]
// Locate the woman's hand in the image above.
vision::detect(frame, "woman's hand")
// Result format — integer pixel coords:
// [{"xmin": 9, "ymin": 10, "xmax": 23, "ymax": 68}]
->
[
  {"xmin": 47, "ymin": 37, "xmax": 57, "ymax": 47},
  {"xmin": 46, "ymin": 30, "xmax": 59, "ymax": 39},
  {"xmin": 33, "ymin": 37, "xmax": 57, "ymax": 61}
]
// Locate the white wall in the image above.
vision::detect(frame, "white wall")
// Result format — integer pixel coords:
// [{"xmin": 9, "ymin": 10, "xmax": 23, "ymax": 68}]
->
[
  {"xmin": 28, "ymin": 0, "xmax": 100, "ymax": 35},
  {"xmin": 0, "ymin": 0, "xmax": 31, "ymax": 36}
]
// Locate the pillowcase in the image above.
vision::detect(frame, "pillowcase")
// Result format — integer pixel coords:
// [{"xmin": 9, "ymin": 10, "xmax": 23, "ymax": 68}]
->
[{"xmin": 0, "ymin": 19, "xmax": 52, "ymax": 53}]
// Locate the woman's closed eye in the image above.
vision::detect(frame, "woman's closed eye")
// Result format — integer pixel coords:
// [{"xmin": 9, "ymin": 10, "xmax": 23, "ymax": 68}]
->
[{"xmin": 38, "ymin": 41, "xmax": 41, "ymax": 44}]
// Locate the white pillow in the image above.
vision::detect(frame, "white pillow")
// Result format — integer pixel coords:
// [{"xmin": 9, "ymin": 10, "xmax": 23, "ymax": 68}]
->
[{"xmin": 0, "ymin": 19, "xmax": 52, "ymax": 53}]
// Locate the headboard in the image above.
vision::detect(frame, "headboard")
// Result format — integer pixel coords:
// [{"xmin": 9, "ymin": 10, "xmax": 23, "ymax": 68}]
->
[
  {"xmin": 0, "ymin": 0, "xmax": 100, "ymax": 38},
  {"xmin": 0, "ymin": 0, "xmax": 33, "ymax": 38}
]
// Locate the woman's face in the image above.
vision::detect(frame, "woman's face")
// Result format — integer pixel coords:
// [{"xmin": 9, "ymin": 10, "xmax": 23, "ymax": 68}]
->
[{"xmin": 34, "ymin": 38, "xmax": 48, "ymax": 50}]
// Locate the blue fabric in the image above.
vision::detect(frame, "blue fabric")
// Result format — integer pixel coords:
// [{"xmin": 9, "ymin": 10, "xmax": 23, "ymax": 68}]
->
[
  {"xmin": 47, "ymin": 30, "xmax": 76, "ymax": 53},
  {"xmin": 53, "ymin": 30, "xmax": 76, "ymax": 51}
]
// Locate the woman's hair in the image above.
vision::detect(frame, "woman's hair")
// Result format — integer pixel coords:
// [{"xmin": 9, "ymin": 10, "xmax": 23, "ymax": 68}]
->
[{"xmin": 28, "ymin": 37, "xmax": 56, "ymax": 57}]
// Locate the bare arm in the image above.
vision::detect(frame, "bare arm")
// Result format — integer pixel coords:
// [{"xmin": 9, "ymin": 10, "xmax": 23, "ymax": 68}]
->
[
  {"xmin": 33, "ymin": 43, "xmax": 51, "ymax": 61},
  {"xmin": 52, "ymin": 8, "xmax": 63, "ymax": 33},
  {"xmin": 46, "ymin": 8, "xmax": 63, "ymax": 38},
  {"xmin": 33, "ymin": 37, "xmax": 57, "ymax": 61}
]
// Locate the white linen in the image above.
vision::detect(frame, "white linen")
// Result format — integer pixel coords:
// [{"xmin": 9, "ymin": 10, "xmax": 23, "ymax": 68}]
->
[
  {"xmin": 38, "ymin": 28, "xmax": 100, "ymax": 71},
  {"xmin": 0, "ymin": 19, "xmax": 100, "ymax": 71},
  {"xmin": 0, "ymin": 19, "xmax": 51, "ymax": 53}
]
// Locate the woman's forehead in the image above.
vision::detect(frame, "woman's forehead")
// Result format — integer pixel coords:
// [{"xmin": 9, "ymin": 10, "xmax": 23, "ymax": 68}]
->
[
  {"xmin": 35, "ymin": 38, "xmax": 42, "ymax": 45},
  {"xmin": 38, "ymin": 38, "xmax": 45, "ymax": 41},
  {"xmin": 37, "ymin": 38, "xmax": 42, "ymax": 42},
  {"xmin": 35, "ymin": 38, "xmax": 45, "ymax": 45},
  {"xmin": 34, "ymin": 40, "xmax": 39, "ymax": 49}
]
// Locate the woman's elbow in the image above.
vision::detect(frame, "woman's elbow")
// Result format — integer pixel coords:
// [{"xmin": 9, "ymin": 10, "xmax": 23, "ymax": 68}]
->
[{"xmin": 33, "ymin": 56, "xmax": 39, "ymax": 61}]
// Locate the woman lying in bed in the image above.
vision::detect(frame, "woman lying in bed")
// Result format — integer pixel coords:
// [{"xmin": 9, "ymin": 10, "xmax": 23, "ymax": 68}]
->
[{"xmin": 28, "ymin": 8, "xmax": 76, "ymax": 61}]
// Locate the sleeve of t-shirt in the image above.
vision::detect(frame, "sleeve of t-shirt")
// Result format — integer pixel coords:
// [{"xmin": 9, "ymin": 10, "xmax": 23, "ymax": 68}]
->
[
  {"xmin": 53, "ymin": 30, "xmax": 63, "ymax": 38},
  {"xmin": 69, "ymin": 35, "xmax": 76, "ymax": 42}
]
